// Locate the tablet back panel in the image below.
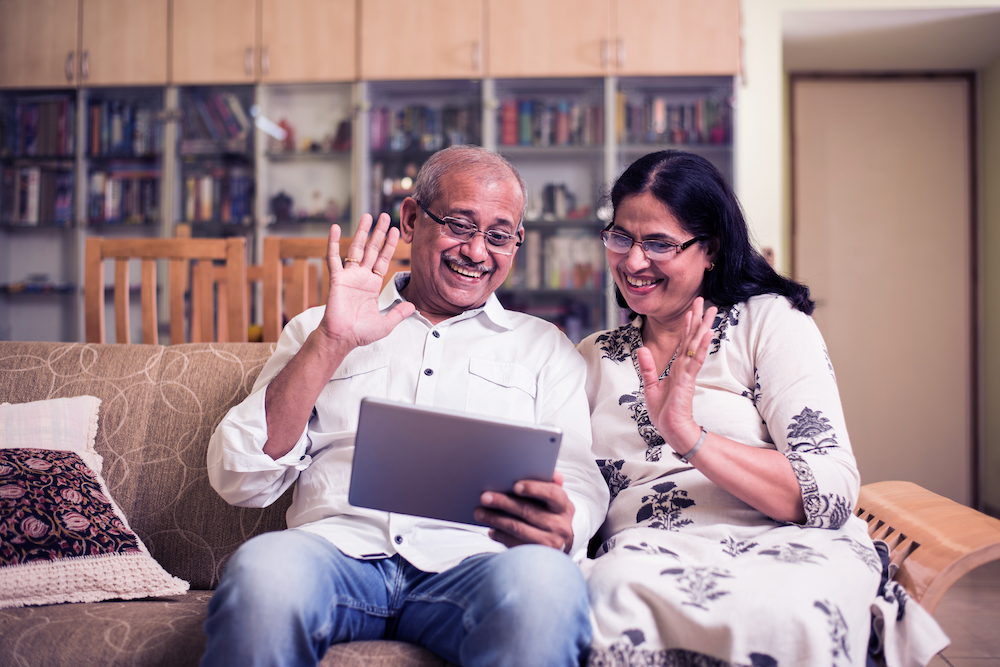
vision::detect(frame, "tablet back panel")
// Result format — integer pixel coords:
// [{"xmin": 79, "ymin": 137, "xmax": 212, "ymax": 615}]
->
[{"xmin": 349, "ymin": 398, "xmax": 562, "ymax": 525}]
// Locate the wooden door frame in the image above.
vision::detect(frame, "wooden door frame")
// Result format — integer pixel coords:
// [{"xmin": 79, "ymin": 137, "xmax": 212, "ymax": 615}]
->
[{"xmin": 788, "ymin": 72, "xmax": 981, "ymax": 509}]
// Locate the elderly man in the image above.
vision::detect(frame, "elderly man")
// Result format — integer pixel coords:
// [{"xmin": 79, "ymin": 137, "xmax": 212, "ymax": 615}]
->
[{"xmin": 202, "ymin": 145, "xmax": 609, "ymax": 667}]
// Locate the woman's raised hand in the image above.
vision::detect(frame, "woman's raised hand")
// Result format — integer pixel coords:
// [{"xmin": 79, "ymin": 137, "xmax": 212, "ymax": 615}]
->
[
  {"xmin": 637, "ymin": 297, "xmax": 718, "ymax": 452},
  {"xmin": 316, "ymin": 213, "xmax": 416, "ymax": 353}
]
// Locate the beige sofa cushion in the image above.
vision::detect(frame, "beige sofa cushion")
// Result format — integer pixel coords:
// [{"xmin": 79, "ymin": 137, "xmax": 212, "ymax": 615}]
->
[{"xmin": 0, "ymin": 342, "xmax": 290, "ymax": 590}]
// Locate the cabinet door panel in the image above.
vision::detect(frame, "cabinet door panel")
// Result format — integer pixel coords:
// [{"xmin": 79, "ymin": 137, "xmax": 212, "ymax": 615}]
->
[
  {"xmin": 360, "ymin": 0, "xmax": 482, "ymax": 80},
  {"xmin": 488, "ymin": 0, "xmax": 609, "ymax": 78},
  {"xmin": 615, "ymin": 0, "xmax": 739, "ymax": 76},
  {"xmin": 172, "ymin": 0, "xmax": 257, "ymax": 84},
  {"xmin": 81, "ymin": 0, "xmax": 168, "ymax": 86},
  {"xmin": 261, "ymin": 0, "xmax": 356, "ymax": 83},
  {"xmin": 0, "ymin": 0, "xmax": 79, "ymax": 88}
]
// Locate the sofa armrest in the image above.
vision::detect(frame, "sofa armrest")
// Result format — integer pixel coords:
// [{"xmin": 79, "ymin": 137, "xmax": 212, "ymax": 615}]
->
[{"xmin": 855, "ymin": 480, "xmax": 1000, "ymax": 613}]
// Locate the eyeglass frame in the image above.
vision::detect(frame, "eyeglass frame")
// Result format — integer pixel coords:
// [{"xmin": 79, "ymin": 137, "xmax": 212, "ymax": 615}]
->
[
  {"xmin": 601, "ymin": 223, "xmax": 705, "ymax": 261},
  {"xmin": 415, "ymin": 199, "xmax": 523, "ymax": 255}
]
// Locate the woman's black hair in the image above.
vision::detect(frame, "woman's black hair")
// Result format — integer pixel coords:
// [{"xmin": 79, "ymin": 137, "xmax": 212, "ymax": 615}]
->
[{"xmin": 608, "ymin": 150, "xmax": 814, "ymax": 316}]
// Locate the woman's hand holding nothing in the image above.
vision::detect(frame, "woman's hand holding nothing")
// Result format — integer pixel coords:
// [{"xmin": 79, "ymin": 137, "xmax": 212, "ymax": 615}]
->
[{"xmin": 637, "ymin": 296, "xmax": 718, "ymax": 455}]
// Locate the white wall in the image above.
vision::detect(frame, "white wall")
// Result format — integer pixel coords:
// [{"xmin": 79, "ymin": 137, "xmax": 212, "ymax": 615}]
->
[
  {"xmin": 735, "ymin": 0, "xmax": 1000, "ymax": 274},
  {"xmin": 983, "ymin": 51, "xmax": 1000, "ymax": 514}
]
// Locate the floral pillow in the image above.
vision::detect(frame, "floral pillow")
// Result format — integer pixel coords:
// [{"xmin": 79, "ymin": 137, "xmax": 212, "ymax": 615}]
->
[{"xmin": 0, "ymin": 398, "xmax": 188, "ymax": 609}]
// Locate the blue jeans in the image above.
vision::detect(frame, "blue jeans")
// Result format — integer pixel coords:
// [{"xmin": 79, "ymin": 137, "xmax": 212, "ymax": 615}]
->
[{"xmin": 201, "ymin": 530, "xmax": 591, "ymax": 667}]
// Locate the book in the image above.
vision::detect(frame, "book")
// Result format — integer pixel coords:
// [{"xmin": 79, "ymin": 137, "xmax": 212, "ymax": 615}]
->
[{"xmin": 23, "ymin": 167, "xmax": 41, "ymax": 224}]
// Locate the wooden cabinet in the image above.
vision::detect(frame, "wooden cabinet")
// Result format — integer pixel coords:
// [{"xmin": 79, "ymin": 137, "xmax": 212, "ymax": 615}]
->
[
  {"xmin": 173, "ymin": 0, "xmax": 356, "ymax": 85},
  {"xmin": 260, "ymin": 0, "xmax": 356, "ymax": 83},
  {"xmin": 0, "ymin": 0, "xmax": 79, "ymax": 89},
  {"xmin": 360, "ymin": 0, "xmax": 483, "ymax": 80},
  {"xmin": 488, "ymin": 0, "xmax": 610, "ymax": 78},
  {"xmin": 172, "ymin": 0, "xmax": 257, "ymax": 84},
  {"xmin": 80, "ymin": 0, "xmax": 168, "ymax": 86},
  {"xmin": 487, "ymin": 0, "xmax": 739, "ymax": 78},
  {"xmin": 614, "ymin": 0, "xmax": 739, "ymax": 76}
]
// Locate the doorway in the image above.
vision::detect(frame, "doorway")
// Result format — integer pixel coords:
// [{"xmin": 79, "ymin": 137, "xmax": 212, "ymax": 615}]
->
[{"xmin": 791, "ymin": 75, "xmax": 976, "ymax": 505}]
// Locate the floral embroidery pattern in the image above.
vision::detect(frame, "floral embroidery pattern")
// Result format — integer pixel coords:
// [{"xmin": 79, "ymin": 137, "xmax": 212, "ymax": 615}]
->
[
  {"xmin": 623, "ymin": 541, "xmax": 680, "ymax": 559},
  {"xmin": 834, "ymin": 536, "xmax": 882, "ymax": 573},
  {"xmin": 740, "ymin": 369, "xmax": 762, "ymax": 408},
  {"xmin": 619, "ymin": 392, "xmax": 665, "ymax": 461},
  {"xmin": 597, "ymin": 324, "xmax": 640, "ymax": 363},
  {"xmin": 787, "ymin": 407, "xmax": 839, "ymax": 455},
  {"xmin": 710, "ymin": 305, "xmax": 740, "ymax": 354},
  {"xmin": 636, "ymin": 481, "xmax": 694, "ymax": 530},
  {"xmin": 759, "ymin": 542, "xmax": 829, "ymax": 564},
  {"xmin": 598, "ymin": 322, "xmax": 669, "ymax": 461},
  {"xmin": 0, "ymin": 448, "xmax": 142, "ymax": 566},
  {"xmin": 786, "ymin": 452, "xmax": 852, "ymax": 529},
  {"xmin": 814, "ymin": 599, "xmax": 851, "ymax": 666},
  {"xmin": 597, "ymin": 459, "xmax": 631, "ymax": 502},
  {"xmin": 882, "ymin": 580, "xmax": 910, "ymax": 621},
  {"xmin": 720, "ymin": 536, "xmax": 758, "ymax": 558},
  {"xmin": 661, "ymin": 566, "xmax": 733, "ymax": 610},
  {"xmin": 588, "ymin": 644, "xmax": 778, "ymax": 667}
]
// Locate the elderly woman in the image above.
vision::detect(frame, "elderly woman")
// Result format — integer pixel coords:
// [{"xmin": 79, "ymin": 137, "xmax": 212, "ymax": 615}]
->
[{"xmin": 578, "ymin": 151, "xmax": 946, "ymax": 667}]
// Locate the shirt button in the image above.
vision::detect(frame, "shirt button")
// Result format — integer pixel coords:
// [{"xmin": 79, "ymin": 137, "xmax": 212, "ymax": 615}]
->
[
  {"xmin": 423, "ymin": 368, "xmax": 433, "ymax": 376},
  {"xmin": 432, "ymin": 331, "xmax": 440, "ymax": 338},
  {"xmin": 394, "ymin": 535, "xmax": 404, "ymax": 544}
]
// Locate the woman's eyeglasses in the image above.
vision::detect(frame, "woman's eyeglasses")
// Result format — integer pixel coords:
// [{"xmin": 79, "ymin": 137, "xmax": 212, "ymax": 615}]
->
[{"xmin": 601, "ymin": 230, "xmax": 703, "ymax": 261}]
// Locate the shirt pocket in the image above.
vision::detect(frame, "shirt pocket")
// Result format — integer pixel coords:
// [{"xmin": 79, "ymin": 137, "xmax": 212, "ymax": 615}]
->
[
  {"xmin": 466, "ymin": 358, "xmax": 537, "ymax": 420},
  {"xmin": 316, "ymin": 352, "xmax": 390, "ymax": 433}
]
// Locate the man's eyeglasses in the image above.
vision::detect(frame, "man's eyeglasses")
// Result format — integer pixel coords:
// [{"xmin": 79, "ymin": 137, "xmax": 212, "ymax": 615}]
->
[
  {"xmin": 601, "ymin": 229, "xmax": 704, "ymax": 261},
  {"xmin": 416, "ymin": 200, "xmax": 522, "ymax": 256}
]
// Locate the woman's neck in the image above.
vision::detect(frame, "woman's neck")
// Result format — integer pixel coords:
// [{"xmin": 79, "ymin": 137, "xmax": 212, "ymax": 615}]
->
[{"xmin": 639, "ymin": 314, "xmax": 689, "ymax": 377}]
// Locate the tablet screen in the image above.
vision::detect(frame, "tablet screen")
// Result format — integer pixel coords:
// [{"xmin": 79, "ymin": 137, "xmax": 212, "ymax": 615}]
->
[{"xmin": 348, "ymin": 398, "xmax": 562, "ymax": 525}]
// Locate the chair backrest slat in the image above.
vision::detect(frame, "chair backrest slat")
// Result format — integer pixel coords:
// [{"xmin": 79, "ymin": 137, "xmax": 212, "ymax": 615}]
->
[
  {"xmin": 84, "ymin": 236, "xmax": 247, "ymax": 345},
  {"xmin": 140, "ymin": 259, "xmax": 157, "ymax": 345},
  {"xmin": 258, "ymin": 235, "xmax": 411, "ymax": 343}
]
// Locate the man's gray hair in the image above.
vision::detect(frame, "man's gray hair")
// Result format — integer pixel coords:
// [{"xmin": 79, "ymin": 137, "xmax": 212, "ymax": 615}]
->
[{"xmin": 411, "ymin": 145, "xmax": 527, "ymax": 225}]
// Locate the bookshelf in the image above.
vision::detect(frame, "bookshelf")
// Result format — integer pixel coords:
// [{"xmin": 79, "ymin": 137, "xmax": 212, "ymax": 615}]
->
[
  {"xmin": 256, "ymin": 83, "xmax": 354, "ymax": 234},
  {"xmin": 492, "ymin": 77, "xmax": 608, "ymax": 342},
  {"xmin": 84, "ymin": 87, "xmax": 164, "ymax": 229},
  {"xmin": 176, "ymin": 86, "xmax": 256, "ymax": 240},
  {"xmin": 363, "ymin": 79, "xmax": 482, "ymax": 226},
  {"xmin": 0, "ymin": 89, "xmax": 79, "ymax": 341}
]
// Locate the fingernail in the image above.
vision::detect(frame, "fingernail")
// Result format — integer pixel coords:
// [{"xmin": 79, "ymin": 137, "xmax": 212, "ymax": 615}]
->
[
  {"xmin": 481, "ymin": 492, "xmax": 492, "ymax": 504},
  {"xmin": 514, "ymin": 483, "xmax": 524, "ymax": 494}
]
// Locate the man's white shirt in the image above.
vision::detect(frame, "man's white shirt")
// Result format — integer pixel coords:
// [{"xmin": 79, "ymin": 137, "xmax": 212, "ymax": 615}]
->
[{"xmin": 208, "ymin": 273, "xmax": 609, "ymax": 573}]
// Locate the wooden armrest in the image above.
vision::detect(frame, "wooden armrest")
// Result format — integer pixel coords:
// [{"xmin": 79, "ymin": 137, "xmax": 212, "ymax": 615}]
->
[{"xmin": 855, "ymin": 480, "xmax": 1000, "ymax": 613}]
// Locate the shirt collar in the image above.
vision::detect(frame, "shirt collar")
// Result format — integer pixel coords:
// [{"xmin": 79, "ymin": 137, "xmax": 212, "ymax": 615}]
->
[{"xmin": 378, "ymin": 272, "xmax": 513, "ymax": 331}]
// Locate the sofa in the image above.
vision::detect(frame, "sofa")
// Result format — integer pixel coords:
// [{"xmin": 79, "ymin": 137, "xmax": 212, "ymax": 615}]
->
[{"xmin": 0, "ymin": 341, "xmax": 453, "ymax": 667}]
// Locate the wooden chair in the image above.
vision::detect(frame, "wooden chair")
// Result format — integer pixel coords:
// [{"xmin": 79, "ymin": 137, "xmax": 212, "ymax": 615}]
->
[
  {"xmin": 855, "ymin": 480, "xmax": 1000, "ymax": 613},
  {"xmin": 260, "ymin": 236, "xmax": 411, "ymax": 343},
  {"xmin": 84, "ymin": 237, "xmax": 248, "ymax": 344}
]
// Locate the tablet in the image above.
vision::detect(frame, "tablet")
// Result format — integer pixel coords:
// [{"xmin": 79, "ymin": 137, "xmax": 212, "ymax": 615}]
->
[{"xmin": 348, "ymin": 397, "xmax": 563, "ymax": 526}]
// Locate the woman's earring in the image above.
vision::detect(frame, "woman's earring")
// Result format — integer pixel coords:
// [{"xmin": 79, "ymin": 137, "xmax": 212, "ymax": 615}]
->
[{"xmin": 708, "ymin": 262, "xmax": 716, "ymax": 272}]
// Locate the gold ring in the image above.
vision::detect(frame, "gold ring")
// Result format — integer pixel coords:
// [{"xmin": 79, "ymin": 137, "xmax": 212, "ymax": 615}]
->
[
  {"xmin": 687, "ymin": 350, "xmax": 696, "ymax": 357},
  {"xmin": 343, "ymin": 257, "xmax": 360, "ymax": 264},
  {"xmin": 371, "ymin": 269, "xmax": 383, "ymax": 278}
]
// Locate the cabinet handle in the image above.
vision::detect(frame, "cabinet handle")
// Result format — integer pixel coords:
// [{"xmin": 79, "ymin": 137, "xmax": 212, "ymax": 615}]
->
[
  {"xmin": 472, "ymin": 41, "xmax": 481, "ymax": 72},
  {"xmin": 81, "ymin": 51, "xmax": 89, "ymax": 80},
  {"xmin": 601, "ymin": 39, "xmax": 609, "ymax": 69},
  {"xmin": 261, "ymin": 46, "xmax": 270, "ymax": 76},
  {"xmin": 65, "ymin": 52, "xmax": 74, "ymax": 82},
  {"xmin": 617, "ymin": 38, "xmax": 626, "ymax": 68},
  {"xmin": 245, "ymin": 47, "xmax": 254, "ymax": 77}
]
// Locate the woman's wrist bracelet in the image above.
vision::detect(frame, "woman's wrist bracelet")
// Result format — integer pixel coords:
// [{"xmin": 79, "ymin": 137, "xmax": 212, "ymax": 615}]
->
[{"xmin": 673, "ymin": 427, "xmax": 707, "ymax": 464}]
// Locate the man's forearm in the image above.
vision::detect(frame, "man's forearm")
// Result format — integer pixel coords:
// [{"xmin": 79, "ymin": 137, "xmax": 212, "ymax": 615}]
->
[{"xmin": 262, "ymin": 329, "xmax": 353, "ymax": 459}]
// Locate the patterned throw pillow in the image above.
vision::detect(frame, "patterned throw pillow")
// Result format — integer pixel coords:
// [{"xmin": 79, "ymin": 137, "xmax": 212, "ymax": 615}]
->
[{"xmin": 0, "ymin": 447, "xmax": 189, "ymax": 608}]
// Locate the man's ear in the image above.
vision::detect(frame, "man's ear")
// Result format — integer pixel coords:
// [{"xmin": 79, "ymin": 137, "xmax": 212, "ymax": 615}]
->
[{"xmin": 399, "ymin": 197, "xmax": 418, "ymax": 243}]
